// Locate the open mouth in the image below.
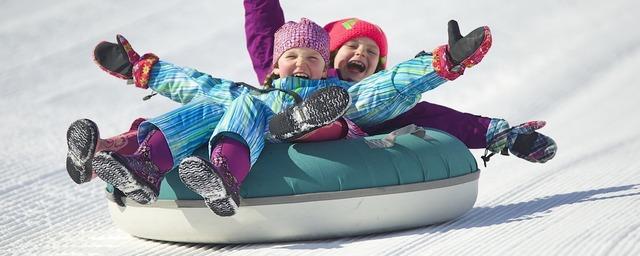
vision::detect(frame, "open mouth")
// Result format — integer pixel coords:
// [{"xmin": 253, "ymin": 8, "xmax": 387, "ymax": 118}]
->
[
  {"xmin": 346, "ymin": 60, "xmax": 366, "ymax": 73},
  {"xmin": 293, "ymin": 73, "xmax": 310, "ymax": 79}
]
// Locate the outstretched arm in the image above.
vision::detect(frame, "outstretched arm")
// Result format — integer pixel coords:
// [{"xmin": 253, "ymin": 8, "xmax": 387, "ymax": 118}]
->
[
  {"xmin": 346, "ymin": 21, "xmax": 492, "ymax": 128},
  {"xmin": 345, "ymin": 53, "xmax": 447, "ymax": 128},
  {"xmin": 243, "ymin": 0, "xmax": 285, "ymax": 84},
  {"xmin": 146, "ymin": 61, "xmax": 239, "ymax": 105}
]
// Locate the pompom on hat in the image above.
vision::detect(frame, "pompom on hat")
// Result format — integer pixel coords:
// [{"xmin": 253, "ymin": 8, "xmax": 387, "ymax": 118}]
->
[
  {"xmin": 272, "ymin": 18, "xmax": 330, "ymax": 67},
  {"xmin": 323, "ymin": 18, "xmax": 388, "ymax": 68}
]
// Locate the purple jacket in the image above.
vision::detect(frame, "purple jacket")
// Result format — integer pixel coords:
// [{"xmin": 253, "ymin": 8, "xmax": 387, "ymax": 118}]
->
[{"xmin": 243, "ymin": 0, "xmax": 284, "ymax": 84}]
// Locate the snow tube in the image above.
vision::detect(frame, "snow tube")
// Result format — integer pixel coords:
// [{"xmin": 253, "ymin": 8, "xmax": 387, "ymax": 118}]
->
[{"xmin": 105, "ymin": 127, "xmax": 480, "ymax": 243}]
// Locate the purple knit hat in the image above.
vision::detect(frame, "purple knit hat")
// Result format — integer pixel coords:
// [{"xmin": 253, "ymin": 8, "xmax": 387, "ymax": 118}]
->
[{"xmin": 272, "ymin": 18, "xmax": 330, "ymax": 67}]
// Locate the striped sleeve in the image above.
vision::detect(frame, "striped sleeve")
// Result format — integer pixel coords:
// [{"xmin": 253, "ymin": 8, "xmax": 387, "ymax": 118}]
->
[
  {"xmin": 346, "ymin": 54, "xmax": 447, "ymax": 128},
  {"xmin": 147, "ymin": 60, "xmax": 240, "ymax": 105}
]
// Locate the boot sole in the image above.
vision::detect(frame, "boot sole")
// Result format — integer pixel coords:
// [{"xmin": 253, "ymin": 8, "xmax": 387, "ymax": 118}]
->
[
  {"xmin": 92, "ymin": 152, "xmax": 157, "ymax": 204},
  {"xmin": 178, "ymin": 157, "xmax": 238, "ymax": 217},
  {"xmin": 66, "ymin": 119, "xmax": 99, "ymax": 184},
  {"xmin": 269, "ymin": 86, "xmax": 351, "ymax": 141}
]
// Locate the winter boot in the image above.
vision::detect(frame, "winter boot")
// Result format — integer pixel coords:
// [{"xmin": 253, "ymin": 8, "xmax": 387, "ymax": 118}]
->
[
  {"xmin": 66, "ymin": 119, "xmax": 100, "ymax": 184},
  {"xmin": 94, "ymin": 118, "xmax": 144, "ymax": 154},
  {"xmin": 91, "ymin": 130, "xmax": 172, "ymax": 204},
  {"xmin": 92, "ymin": 151, "xmax": 162, "ymax": 204},
  {"xmin": 292, "ymin": 118, "xmax": 349, "ymax": 142},
  {"xmin": 93, "ymin": 34, "xmax": 158, "ymax": 88},
  {"xmin": 432, "ymin": 20, "xmax": 492, "ymax": 80},
  {"xmin": 66, "ymin": 118, "xmax": 143, "ymax": 184},
  {"xmin": 179, "ymin": 156, "xmax": 242, "ymax": 217},
  {"xmin": 268, "ymin": 86, "xmax": 351, "ymax": 141},
  {"xmin": 482, "ymin": 119, "xmax": 557, "ymax": 166},
  {"xmin": 178, "ymin": 136, "xmax": 248, "ymax": 216}
]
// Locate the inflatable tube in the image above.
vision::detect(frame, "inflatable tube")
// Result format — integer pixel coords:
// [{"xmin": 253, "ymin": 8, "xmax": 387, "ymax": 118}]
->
[{"xmin": 106, "ymin": 128, "xmax": 480, "ymax": 243}]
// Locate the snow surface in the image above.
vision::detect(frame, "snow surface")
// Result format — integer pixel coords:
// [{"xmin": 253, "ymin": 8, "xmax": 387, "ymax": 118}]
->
[{"xmin": 2, "ymin": 0, "xmax": 640, "ymax": 255}]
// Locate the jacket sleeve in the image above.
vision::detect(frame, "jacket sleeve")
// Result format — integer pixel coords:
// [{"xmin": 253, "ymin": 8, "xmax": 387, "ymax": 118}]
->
[
  {"xmin": 345, "ymin": 54, "xmax": 449, "ymax": 127},
  {"xmin": 146, "ymin": 60, "xmax": 235, "ymax": 105},
  {"xmin": 244, "ymin": 0, "xmax": 285, "ymax": 84}
]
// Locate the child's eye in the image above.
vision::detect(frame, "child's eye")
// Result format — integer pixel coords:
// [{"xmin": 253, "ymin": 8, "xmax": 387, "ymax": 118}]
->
[{"xmin": 367, "ymin": 50, "xmax": 378, "ymax": 55}]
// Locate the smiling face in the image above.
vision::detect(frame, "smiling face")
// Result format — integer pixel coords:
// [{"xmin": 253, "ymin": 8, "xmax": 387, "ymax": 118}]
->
[
  {"xmin": 273, "ymin": 47, "xmax": 327, "ymax": 80},
  {"xmin": 332, "ymin": 37, "xmax": 380, "ymax": 82}
]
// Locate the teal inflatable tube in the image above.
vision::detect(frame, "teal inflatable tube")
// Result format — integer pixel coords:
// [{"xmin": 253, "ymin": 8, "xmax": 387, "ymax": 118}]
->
[{"xmin": 106, "ymin": 127, "xmax": 480, "ymax": 243}]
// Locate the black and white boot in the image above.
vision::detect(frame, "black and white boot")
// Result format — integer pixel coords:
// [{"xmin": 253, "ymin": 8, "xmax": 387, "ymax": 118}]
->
[
  {"xmin": 268, "ymin": 86, "xmax": 351, "ymax": 141},
  {"xmin": 92, "ymin": 151, "xmax": 164, "ymax": 205},
  {"xmin": 66, "ymin": 119, "xmax": 99, "ymax": 184},
  {"xmin": 178, "ymin": 156, "xmax": 241, "ymax": 217}
]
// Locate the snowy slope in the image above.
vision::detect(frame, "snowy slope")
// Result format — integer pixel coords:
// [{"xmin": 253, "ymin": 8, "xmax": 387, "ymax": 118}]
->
[{"xmin": 1, "ymin": 0, "xmax": 640, "ymax": 255}]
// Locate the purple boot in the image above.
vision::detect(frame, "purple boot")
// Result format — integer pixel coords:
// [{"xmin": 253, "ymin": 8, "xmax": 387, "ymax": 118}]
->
[
  {"xmin": 92, "ymin": 151, "xmax": 165, "ymax": 204},
  {"xmin": 178, "ymin": 156, "xmax": 241, "ymax": 217},
  {"xmin": 65, "ymin": 118, "xmax": 144, "ymax": 185},
  {"xmin": 91, "ymin": 130, "xmax": 173, "ymax": 205}
]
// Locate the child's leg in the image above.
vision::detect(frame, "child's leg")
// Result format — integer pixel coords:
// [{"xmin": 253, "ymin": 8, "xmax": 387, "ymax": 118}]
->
[
  {"xmin": 211, "ymin": 136, "xmax": 251, "ymax": 184},
  {"xmin": 95, "ymin": 118, "xmax": 145, "ymax": 154},
  {"xmin": 362, "ymin": 102, "xmax": 557, "ymax": 164},
  {"xmin": 292, "ymin": 118, "xmax": 348, "ymax": 142},
  {"xmin": 179, "ymin": 94, "xmax": 270, "ymax": 216},
  {"xmin": 177, "ymin": 134, "xmax": 252, "ymax": 217},
  {"xmin": 90, "ymin": 97, "xmax": 224, "ymax": 204},
  {"xmin": 92, "ymin": 129, "xmax": 174, "ymax": 204},
  {"xmin": 363, "ymin": 102, "xmax": 491, "ymax": 149},
  {"xmin": 66, "ymin": 118, "xmax": 144, "ymax": 184},
  {"xmin": 138, "ymin": 97, "xmax": 226, "ymax": 167}
]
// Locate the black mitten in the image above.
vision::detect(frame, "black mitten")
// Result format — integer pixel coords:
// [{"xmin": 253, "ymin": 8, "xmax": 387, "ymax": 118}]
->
[
  {"xmin": 447, "ymin": 20, "xmax": 488, "ymax": 66},
  {"xmin": 93, "ymin": 35, "xmax": 140, "ymax": 79}
]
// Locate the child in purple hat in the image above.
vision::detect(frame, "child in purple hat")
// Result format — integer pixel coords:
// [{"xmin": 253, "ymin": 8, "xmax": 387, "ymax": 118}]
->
[
  {"xmin": 83, "ymin": 18, "xmax": 353, "ymax": 216},
  {"xmin": 176, "ymin": 18, "xmax": 353, "ymax": 216},
  {"xmin": 65, "ymin": 18, "xmax": 339, "ymax": 186}
]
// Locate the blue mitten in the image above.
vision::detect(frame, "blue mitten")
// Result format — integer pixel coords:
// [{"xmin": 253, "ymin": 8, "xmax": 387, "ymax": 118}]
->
[{"xmin": 483, "ymin": 120, "xmax": 557, "ymax": 166}]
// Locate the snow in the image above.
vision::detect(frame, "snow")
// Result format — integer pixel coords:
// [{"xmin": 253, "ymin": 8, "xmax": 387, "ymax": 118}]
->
[{"xmin": 2, "ymin": 0, "xmax": 640, "ymax": 255}]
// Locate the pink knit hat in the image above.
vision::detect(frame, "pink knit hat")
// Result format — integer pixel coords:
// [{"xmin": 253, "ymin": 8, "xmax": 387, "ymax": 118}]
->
[
  {"xmin": 324, "ymin": 18, "xmax": 388, "ymax": 69},
  {"xmin": 272, "ymin": 18, "xmax": 330, "ymax": 67}
]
